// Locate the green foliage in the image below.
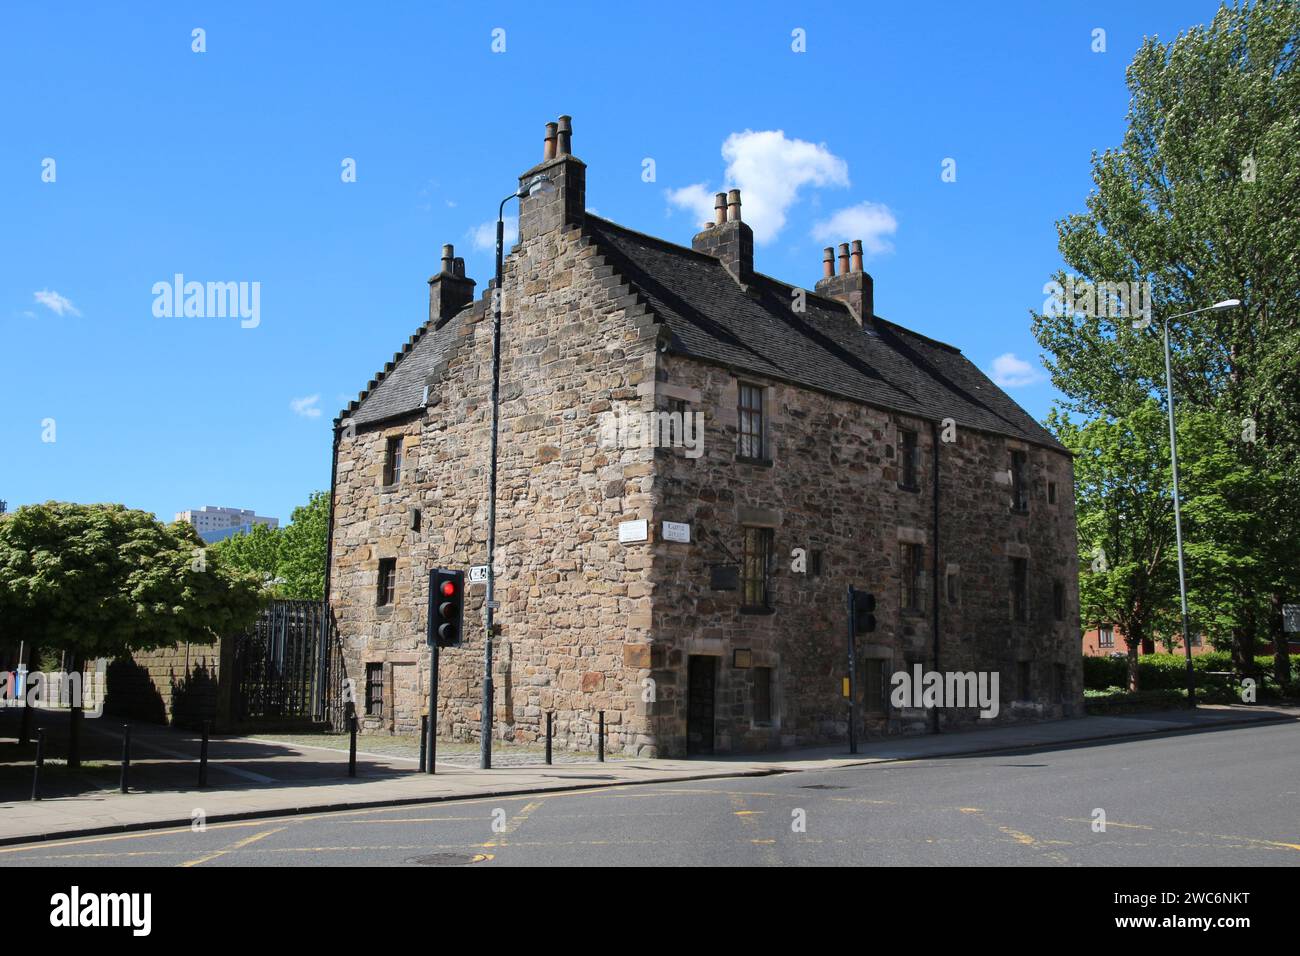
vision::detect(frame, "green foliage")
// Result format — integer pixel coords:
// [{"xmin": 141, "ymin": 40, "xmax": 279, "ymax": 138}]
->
[
  {"xmin": 1081, "ymin": 651, "xmax": 1295, "ymax": 692},
  {"xmin": 0, "ymin": 502, "xmax": 264, "ymax": 659},
  {"xmin": 1036, "ymin": 1, "xmax": 1300, "ymax": 671},
  {"xmin": 212, "ymin": 491, "xmax": 327, "ymax": 601}
]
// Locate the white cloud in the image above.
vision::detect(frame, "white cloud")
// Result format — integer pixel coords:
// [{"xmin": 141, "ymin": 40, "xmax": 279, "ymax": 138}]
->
[
  {"xmin": 666, "ymin": 130, "xmax": 850, "ymax": 244},
  {"xmin": 811, "ymin": 201, "xmax": 898, "ymax": 255},
  {"xmin": 989, "ymin": 353, "xmax": 1045, "ymax": 388},
  {"xmin": 468, "ymin": 215, "xmax": 518, "ymax": 252},
  {"xmin": 33, "ymin": 289, "xmax": 80, "ymax": 316},
  {"xmin": 290, "ymin": 394, "xmax": 322, "ymax": 418}
]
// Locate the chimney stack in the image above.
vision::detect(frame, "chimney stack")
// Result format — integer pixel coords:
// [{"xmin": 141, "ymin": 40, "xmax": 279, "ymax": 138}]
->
[
  {"xmin": 692, "ymin": 188, "xmax": 754, "ymax": 286},
  {"xmin": 428, "ymin": 242, "xmax": 476, "ymax": 324},
  {"xmin": 815, "ymin": 238, "xmax": 874, "ymax": 327},
  {"xmin": 519, "ymin": 114, "xmax": 586, "ymax": 242}
]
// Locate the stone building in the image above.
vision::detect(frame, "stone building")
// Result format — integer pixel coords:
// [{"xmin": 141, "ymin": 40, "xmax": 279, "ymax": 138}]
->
[{"xmin": 327, "ymin": 115, "xmax": 1081, "ymax": 758}]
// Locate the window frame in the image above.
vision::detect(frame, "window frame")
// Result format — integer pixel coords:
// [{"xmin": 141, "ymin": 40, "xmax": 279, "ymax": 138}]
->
[
  {"xmin": 1010, "ymin": 450, "xmax": 1029, "ymax": 513},
  {"xmin": 901, "ymin": 542, "xmax": 924, "ymax": 613},
  {"xmin": 740, "ymin": 526, "xmax": 774, "ymax": 611},
  {"xmin": 365, "ymin": 662, "xmax": 384, "ymax": 718},
  {"xmin": 376, "ymin": 557, "xmax": 397, "ymax": 607},
  {"xmin": 383, "ymin": 436, "xmax": 404, "ymax": 487},
  {"xmin": 898, "ymin": 428, "xmax": 920, "ymax": 491},
  {"xmin": 752, "ymin": 666, "xmax": 773, "ymax": 725},
  {"xmin": 1099, "ymin": 625, "xmax": 1115, "ymax": 648},
  {"xmin": 736, "ymin": 382, "xmax": 766, "ymax": 461},
  {"xmin": 1010, "ymin": 557, "xmax": 1028, "ymax": 622}
]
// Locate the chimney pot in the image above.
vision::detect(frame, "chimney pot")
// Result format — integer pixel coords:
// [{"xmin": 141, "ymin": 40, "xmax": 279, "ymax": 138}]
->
[
  {"xmin": 453, "ymin": 256, "xmax": 465, "ymax": 278},
  {"xmin": 822, "ymin": 247, "xmax": 835, "ymax": 278},
  {"xmin": 713, "ymin": 192, "xmax": 726, "ymax": 226},
  {"xmin": 838, "ymin": 243, "xmax": 850, "ymax": 276},
  {"xmin": 850, "ymin": 239, "xmax": 863, "ymax": 274},
  {"xmin": 543, "ymin": 122, "xmax": 558, "ymax": 161},
  {"xmin": 726, "ymin": 189, "xmax": 742, "ymax": 222},
  {"xmin": 440, "ymin": 244, "xmax": 455, "ymax": 274},
  {"xmin": 556, "ymin": 115, "xmax": 572, "ymax": 156}
]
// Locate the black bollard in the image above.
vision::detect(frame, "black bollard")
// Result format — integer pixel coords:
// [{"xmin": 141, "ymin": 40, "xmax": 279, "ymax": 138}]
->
[
  {"xmin": 545, "ymin": 712, "xmax": 553, "ymax": 765},
  {"xmin": 19, "ymin": 698, "xmax": 32, "ymax": 746},
  {"xmin": 119, "ymin": 725, "xmax": 131, "ymax": 794},
  {"xmin": 31, "ymin": 728, "xmax": 45, "ymax": 801},
  {"xmin": 598, "ymin": 711, "xmax": 605, "ymax": 763},
  {"xmin": 348, "ymin": 712, "xmax": 357, "ymax": 777},
  {"xmin": 198, "ymin": 720, "xmax": 210, "ymax": 789},
  {"xmin": 418, "ymin": 715, "xmax": 427, "ymax": 773}
]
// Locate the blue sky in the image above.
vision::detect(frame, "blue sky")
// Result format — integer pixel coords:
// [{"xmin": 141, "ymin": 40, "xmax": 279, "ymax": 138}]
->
[{"xmin": 0, "ymin": 0, "xmax": 1226, "ymax": 526}]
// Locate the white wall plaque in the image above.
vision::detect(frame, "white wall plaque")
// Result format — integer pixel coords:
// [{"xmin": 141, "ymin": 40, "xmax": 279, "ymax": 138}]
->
[
  {"xmin": 662, "ymin": 521, "xmax": 691, "ymax": 543},
  {"xmin": 618, "ymin": 519, "xmax": 649, "ymax": 543}
]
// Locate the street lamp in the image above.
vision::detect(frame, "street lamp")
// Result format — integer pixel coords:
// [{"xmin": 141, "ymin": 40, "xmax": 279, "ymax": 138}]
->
[
  {"xmin": 1132, "ymin": 297, "xmax": 1240, "ymax": 706},
  {"xmin": 480, "ymin": 173, "xmax": 554, "ymax": 770}
]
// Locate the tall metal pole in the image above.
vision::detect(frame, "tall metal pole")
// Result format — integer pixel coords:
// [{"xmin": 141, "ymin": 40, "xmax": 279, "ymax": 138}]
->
[
  {"xmin": 1162, "ymin": 318, "xmax": 1197, "ymax": 706},
  {"xmin": 481, "ymin": 196, "xmax": 510, "ymax": 770},
  {"xmin": 846, "ymin": 587, "xmax": 859, "ymax": 755}
]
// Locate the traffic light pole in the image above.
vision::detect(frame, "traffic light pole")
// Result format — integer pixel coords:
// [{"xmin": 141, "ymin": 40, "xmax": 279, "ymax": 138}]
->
[
  {"xmin": 426, "ymin": 642, "xmax": 439, "ymax": 774},
  {"xmin": 846, "ymin": 586, "xmax": 859, "ymax": 755}
]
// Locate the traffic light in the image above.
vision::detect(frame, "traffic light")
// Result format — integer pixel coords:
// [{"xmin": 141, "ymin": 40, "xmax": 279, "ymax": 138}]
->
[
  {"xmin": 852, "ymin": 589, "xmax": 877, "ymax": 635},
  {"xmin": 428, "ymin": 569, "xmax": 465, "ymax": 648}
]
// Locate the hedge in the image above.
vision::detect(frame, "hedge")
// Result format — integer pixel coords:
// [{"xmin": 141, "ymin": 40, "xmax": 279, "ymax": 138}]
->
[{"xmin": 1081, "ymin": 652, "xmax": 1297, "ymax": 691}]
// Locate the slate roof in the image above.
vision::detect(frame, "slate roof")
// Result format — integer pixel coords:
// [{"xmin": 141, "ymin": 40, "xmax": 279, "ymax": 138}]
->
[
  {"xmin": 340, "ymin": 299, "xmax": 483, "ymax": 427},
  {"xmin": 344, "ymin": 213, "xmax": 1063, "ymax": 452},
  {"xmin": 583, "ymin": 215, "xmax": 1064, "ymax": 451}
]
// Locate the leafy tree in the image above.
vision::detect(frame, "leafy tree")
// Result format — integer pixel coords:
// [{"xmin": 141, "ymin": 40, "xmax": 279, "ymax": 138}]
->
[
  {"xmin": 1057, "ymin": 405, "xmax": 1178, "ymax": 690},
  {"xmin": 1034, "ymin": 0, "xmax": 1300, "ymax": 677},
  {"xmin": 0, "ymin": 502, "xmax": 263, "ymax": 763},
  {"xmin": 212, "ymin": 491, "xmax": 327, "ymax": 601}
]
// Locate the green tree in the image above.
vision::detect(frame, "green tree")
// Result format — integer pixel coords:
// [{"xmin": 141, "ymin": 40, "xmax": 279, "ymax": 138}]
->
[
  {"xmin": 1057, "ymin": 405, "xmax": 1178, "ymax": 690},
  {"xmin": 0, "ymin": 502, "xmax": 263, "ymax": 763},
  {"xmin": 1033, "ymin": 0, "xmax": 1300, "ymax": 677},
  {"xmin": 212, "ymin": 491, "xmax": 328, "ymax": 601}
]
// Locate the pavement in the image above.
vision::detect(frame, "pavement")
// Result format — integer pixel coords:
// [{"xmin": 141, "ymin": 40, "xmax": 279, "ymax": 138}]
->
[{"xmin": 0, "ymin": 703, "xmax": 1294, "ymax": 848}]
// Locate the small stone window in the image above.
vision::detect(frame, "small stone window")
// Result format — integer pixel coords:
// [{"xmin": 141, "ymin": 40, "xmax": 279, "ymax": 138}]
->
[
  {"xmin": 376, "ymin": 558, "xmax": 396, "ymax": 607},
  {"xmin": 753, "ymin": 667, "xmax": 773, "ymax": 724},
  {"xmin": 809, "ymin": 549, "xmax": 824, "ymax": 577},
  {"xmin": 1010, "ymin": 557, "xmax": 1028, "ymax": 622},
  {"xmin": 365, "ymin": 663, "xmax": 384, "ymax": 717},
  {"xmin": 741, "ymin": 526, "xmax": 773, "ymax": 611},
  {"xmin": 863, "ymin": 659, "xmax": 886, "ymax": 714},
  {"xmin": 737, "ymin": 382, "xmax": 765, "ymax": 460},
  {"xmin": 901, "ymin": 543, "xmax": 924, "ymax": 612},
  {"xmin": 1047, "ymin": 481, "xmax": 1058, "ymax": 505},
  {"xmin": 898, "ymin": 428, "xmax": 920, "ymax": 491},
  {"xmin": 1010, "ymin": 450, "xmax": 1029, "ymax": 513},
  {"xmin": 946, "ymin": 570, "xmax": 960, "ymax": 605},
  {"xmin": 383, "ymin": 436, "xmax": 404, "ymax": 487}
]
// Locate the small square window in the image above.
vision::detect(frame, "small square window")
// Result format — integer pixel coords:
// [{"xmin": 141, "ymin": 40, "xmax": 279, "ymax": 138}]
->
[{"xmin": 376, "ymin": 558, "xmax": 396, "ymax": 606}]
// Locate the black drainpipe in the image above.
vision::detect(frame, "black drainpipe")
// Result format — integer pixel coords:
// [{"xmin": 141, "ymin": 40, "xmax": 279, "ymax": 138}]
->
[
  {"xmin": 317, "ymin": 422, "xmax": 341, "ymax": 722},
  {"xmin": 930, "ymin": 419, "xmax": 941, "ymax": 735}
]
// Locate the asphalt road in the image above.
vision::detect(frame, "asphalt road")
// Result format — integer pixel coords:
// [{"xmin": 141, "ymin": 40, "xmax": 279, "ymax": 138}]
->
[{"xmin": 3, "ymin": 722, "xmax": 1297, "ymax": 867}]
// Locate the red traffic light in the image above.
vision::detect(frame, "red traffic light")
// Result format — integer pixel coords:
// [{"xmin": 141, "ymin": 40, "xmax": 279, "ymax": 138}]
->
[{"xmin": 441, "ymin": 580, "xmax": 456, "ymax": 597}]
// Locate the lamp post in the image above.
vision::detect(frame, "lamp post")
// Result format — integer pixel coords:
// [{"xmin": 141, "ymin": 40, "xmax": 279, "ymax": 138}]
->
[
  {"xmin": 1133, "ymin": 297, "xmax": 1239, "ymax": 707},
  {"xmin": 480, "ymin": 173, "xmax": 554, "ymax": 770}
]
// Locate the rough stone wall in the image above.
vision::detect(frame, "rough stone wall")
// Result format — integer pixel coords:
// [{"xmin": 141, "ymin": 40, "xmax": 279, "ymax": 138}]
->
[
  {"xmin": 645, "ymin": 352, "xmax": 1081, "ymax": 756},
  {"xmin": 106, "ymin": 641, "xmax": 223, "ymax": 729},
  {"xmin": 330, "ymin": 220, "xmax": 662, "ymax": 754}
]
